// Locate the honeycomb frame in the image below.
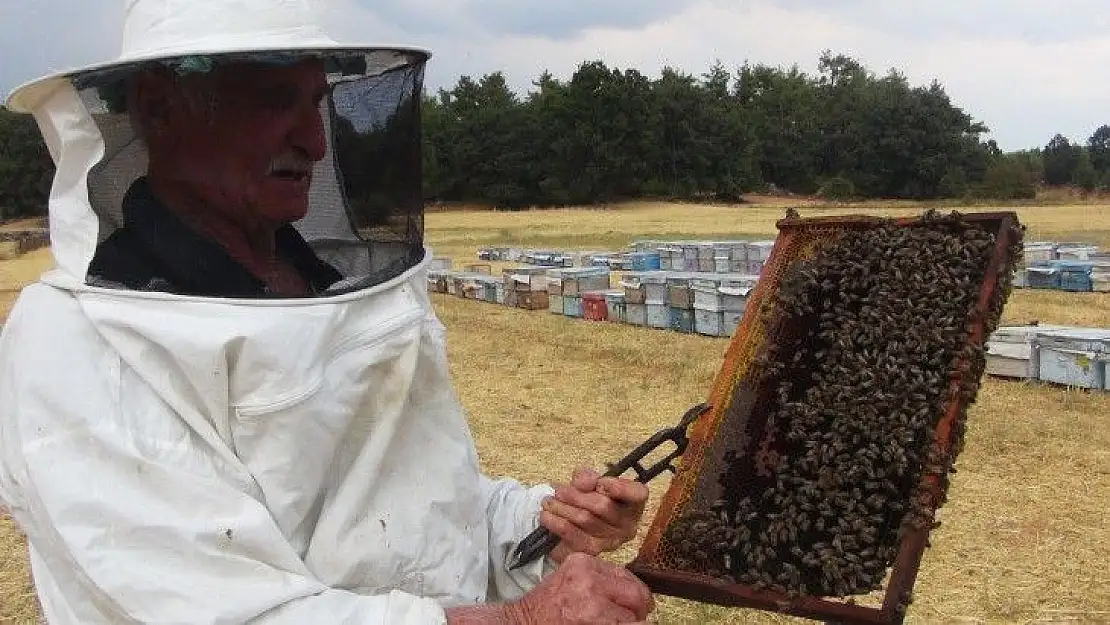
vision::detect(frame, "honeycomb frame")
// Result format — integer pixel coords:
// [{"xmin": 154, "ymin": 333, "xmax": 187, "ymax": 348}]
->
[{"xmin": 627, "ymin": 211, "xmax": 1023, "ymax": 625}]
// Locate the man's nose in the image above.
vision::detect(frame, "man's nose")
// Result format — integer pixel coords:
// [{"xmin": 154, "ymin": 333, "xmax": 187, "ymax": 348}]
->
[{"xmin": 292, "ymin": 104, "xmax": 327, "ymax": 162}]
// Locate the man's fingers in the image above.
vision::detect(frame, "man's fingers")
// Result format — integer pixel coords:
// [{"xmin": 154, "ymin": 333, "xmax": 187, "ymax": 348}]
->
[
  {"xmin": 542, "ymin": 498, "xmax": 619, "ymax": 543},
  {"xmin": 554, "ymin": 485, "xmax": 624, "ymax": 527},
  {"xmin": 539, "ymin": 509, "xmax": 602, "ymax": 555},
  {"xmin": 605, "ymin": 580, "xmax": 654, "ymax": 622},
  {"xmin": 570, "ymin": 466, "xmax": 600, "ymax": 491},
  {"xmin": 598, "ymin": 563, "xmax": 656, "ymax": 620},
  {"xmin": 597, "ymin": 476, "xmax": 650, "ymax": 507},
  {"xmin": 588, "ymin": 601, "xmax": 640, "ymax": 624}
]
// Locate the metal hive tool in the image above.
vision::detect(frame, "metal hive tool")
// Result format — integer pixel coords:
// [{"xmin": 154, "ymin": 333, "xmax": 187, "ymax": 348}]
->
[{"xmin": 626, "ymin": 210, "xmax": 1024, "ymax": 625}]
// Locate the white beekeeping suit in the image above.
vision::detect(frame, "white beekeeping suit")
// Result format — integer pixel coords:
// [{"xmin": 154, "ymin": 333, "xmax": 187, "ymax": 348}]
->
[{"xmin": 0, "ymin": 1, "xmax": 557, "ymax": 622}]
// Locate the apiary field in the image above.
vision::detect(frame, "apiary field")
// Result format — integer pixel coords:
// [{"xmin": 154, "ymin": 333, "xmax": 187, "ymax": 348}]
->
[{"xmin": 2, "ymin": 200, "xmax": 1109, "ymax": 624}]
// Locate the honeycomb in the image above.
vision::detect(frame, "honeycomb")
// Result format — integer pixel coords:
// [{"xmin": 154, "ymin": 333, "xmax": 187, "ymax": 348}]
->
[{"xmin": 630, "ymin": 210, "xmax": 1024, "ymax": 623}]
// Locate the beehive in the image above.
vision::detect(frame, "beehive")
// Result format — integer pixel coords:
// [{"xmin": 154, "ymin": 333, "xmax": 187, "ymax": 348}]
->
[
  {"xmin": 1056, "ymin": 244, "xmax": 1098, "ymax": 261},
  {"xmin": 647, "ymin": 303, "xmax": 670, "ymax": 329},
  {"xmin": 563, "ymin": 293, "xmax": 583, "ymax": 318},
  {"xmin": 644, "ymin": 273, "xmax": 671, "ymax": 305},
  {"xmin": 669, "ymin": 307, "xmax": 696, "ymax": 333},
  {"xmin": 667, "ymin": 274, "xmax": 697, "ymax": 310},
  {"xmin": 622, "ymin": 274, "xmax": 648, "ymax": 304},
  {"xmin": 692, "ymin": 277, "xmax": 725, "ymax": 311},
  {"xmin": 630, "ymin": 252, "xmax": 662, "ymax": 272},
  {"xmin": 626, "ymin": 303, "xmax": 648, "ymax": 326},
  {"xmin": 1033, "ymin": 328, "xmax": 1110, "ymax": 389},
  {"xmin": 515, "ymin": 290, "xmax": 549, "ymax": 311},
  {"xmin": 659, "ymin": 246, "xmax": 682, "ymax": 271},
  {"xmin": 1094, "ymin": 261, "xmax": 1110, "ymax": 293},
  {"xmin": 605, "ymin": 291, "xmax": 627, "ymax": 324},
  {"xmin": 627, "ymin": 210, "xmax": 1023, "ymax": 625},
  {"xmin": 502, "ymin": 266, "xmax": 549, "ymax": 292},
  {"xmin": 682, "ymin": 245, "xmax": 701, "ymax": 272},
  {"xmin": 1023, "ymin": 241, "xmax": 1057, "ymax": 262},
  {"xmin": 427, "ymin": 270, "xmax": 451, "ymax": 294},
  {"xmin": 548, "ymin": 294, "xmax": 565, "ymax": 315},
  {"xmin": 1025, "ymin": 261, "xmax": 1060, "ymax": 289},
  {"xmin": 697, "ymin": 244, "xmax": 716, "ymax": 273},
  {"xmin": 582, "ymin": 291, "xmax": 611, "ymax": 321},
  {"xmin": 1056, "ymin": 261, "xmax": 1094, "ymax": 292}
]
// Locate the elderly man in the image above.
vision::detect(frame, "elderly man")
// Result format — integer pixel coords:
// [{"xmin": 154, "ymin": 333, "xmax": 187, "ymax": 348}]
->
[{"xmin": 0, "ymin": 1, "xmax": 657, "ymax": 623}]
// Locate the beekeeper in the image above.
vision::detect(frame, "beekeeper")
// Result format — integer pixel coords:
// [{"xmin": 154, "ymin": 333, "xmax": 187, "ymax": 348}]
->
[{"xmin": 0, "ymin": 1, "xmax": 656, "ymax": 623}]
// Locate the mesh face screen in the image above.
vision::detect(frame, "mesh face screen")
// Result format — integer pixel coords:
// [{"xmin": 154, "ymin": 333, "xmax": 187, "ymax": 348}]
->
[
  {"xmin": 70, "ymin": 49, "xmax": 428, "ymax": 295},
  {"xmin": 324, "ymin": 64, "xmax": 424, "ymax": 288}
]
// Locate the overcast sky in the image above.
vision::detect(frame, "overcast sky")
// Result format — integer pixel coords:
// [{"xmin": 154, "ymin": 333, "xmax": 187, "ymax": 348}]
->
[{"xmin": 3, "ymin": 0, "xmax": 1109, "ymax": 152}]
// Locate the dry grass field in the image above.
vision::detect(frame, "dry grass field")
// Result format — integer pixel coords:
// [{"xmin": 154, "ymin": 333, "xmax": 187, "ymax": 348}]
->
[{"xmin": 2, "ymin": 200, "xmax": 1109, "ymax": 624}]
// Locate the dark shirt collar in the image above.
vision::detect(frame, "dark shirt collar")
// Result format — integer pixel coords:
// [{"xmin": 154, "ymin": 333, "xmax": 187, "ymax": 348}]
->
[{"xmin": 96, "ymin": 177, "xmax": 342, "ymax": 298}]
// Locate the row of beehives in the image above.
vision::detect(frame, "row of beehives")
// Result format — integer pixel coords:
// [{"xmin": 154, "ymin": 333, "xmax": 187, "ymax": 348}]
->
[
  {"xmin": 478, "ymin": 238, "xmax": 1102, "ymax": 270},
  {"xmin": 1014, "ymin": 259, "xmax": 1110, "ymax": 292},
  {"xmin": 429, "ymin": 263, "xmax": 1110, "ymax": 388},
  {"xmin": 625, "ymin": 239, "xmax": 777, "ymax": 274},
  {"xmin": 476, "ymin": 239, "xmax": 778, "ymax": 275},
  {"xmin": 986, "ymin": 324, "xmax": 1110, "ymax": 391},
  {"xmin": 427, "ymin": 265, "xmax": 760, "ymax": 338},
  {"xmin": 0, "ymin": 228, "xmax": 50, "ymax": 260},
  {"xmin": 1015, "ymin": 240, "xmax": 1108, "ymax": 292},
  {"xmin": 1022, "ymin": 241, "xmax": 1103, "ymax": 262}
]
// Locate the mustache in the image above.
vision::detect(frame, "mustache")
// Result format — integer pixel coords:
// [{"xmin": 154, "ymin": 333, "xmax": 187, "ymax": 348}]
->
[{"xmin": 266, "ymin": 151, "xmax": 314, "ymax": 175}]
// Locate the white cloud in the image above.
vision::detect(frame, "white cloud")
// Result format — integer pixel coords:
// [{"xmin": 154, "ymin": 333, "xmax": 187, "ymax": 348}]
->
[{"xmin": 4, "ymin": 0, "xmax": 1110, "ymax": 150}]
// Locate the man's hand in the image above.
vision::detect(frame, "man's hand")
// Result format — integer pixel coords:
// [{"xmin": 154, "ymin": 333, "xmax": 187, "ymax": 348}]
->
[
  {"xmin": 446, "ymin": 553, "xmax": 653, "ymax": 624},
  {"xmin": 540, "ymin": 467, "xmax": 650, "ymax": 563},
  {"xmin": 509, "ymin": 552, "xmax": 654, "ymax": 624}
]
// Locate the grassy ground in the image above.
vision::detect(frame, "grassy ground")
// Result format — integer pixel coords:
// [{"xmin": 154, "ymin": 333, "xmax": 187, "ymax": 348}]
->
[{"xmin": 2, "ymin": 200, "xmax": 1109, "ymax": 624}]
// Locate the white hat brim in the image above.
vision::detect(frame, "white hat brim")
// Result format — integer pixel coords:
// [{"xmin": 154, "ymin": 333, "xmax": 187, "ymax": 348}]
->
[{"xmin": 6, "ymin": 41, "xmax": 433, "ymax": 113}]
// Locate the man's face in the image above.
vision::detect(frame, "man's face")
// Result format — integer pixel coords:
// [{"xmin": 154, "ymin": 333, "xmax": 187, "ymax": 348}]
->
[{"xmin": 140, "ymin": 59, "xmax": 329, "ymax": 225}]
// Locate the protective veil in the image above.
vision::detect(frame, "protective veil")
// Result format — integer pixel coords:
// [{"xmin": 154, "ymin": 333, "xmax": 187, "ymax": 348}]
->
[{"xmin": 0, "ymin": 1, "xmax": 556, "ymax": 623}]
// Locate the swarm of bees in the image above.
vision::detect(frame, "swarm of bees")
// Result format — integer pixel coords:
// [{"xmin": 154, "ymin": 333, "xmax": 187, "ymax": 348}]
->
[{"xmin": 664, "ymin": 210, "xmax": 1022, "ymax": 600}]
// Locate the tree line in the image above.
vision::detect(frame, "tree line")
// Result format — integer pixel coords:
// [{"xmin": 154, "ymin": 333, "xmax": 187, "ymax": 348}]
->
[
  {"xmin": 2, "ymin": 50, "xmax": 1110, "ymax": 218},
  {"xmin": 421, "ymin": 52, "xmax": 1110, "ymax": 208}
]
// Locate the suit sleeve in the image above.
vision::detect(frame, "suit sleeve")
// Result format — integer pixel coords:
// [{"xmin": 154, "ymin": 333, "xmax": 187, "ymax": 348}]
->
[{"xmin": 478, "ymin": 475, "xmax": 559, "ymax": 603}]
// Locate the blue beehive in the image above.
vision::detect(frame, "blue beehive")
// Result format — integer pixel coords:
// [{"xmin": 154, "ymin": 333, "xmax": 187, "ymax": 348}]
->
[
  {"xmin": 1057, "ymin": 261, "xmax": 1094, "ymax": 292},
  {"xmin": 669, "ymin": 307, "xmax": 695, "ymax": 333},
  {"xmin": 1025, "ymin": 261, "xmax": 1061, "ymax": 290},
  {"xmin": 630, "ymin": 252, "xmax": 662, "ymax": 272}
]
